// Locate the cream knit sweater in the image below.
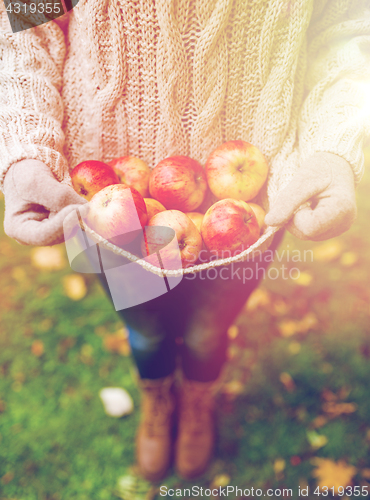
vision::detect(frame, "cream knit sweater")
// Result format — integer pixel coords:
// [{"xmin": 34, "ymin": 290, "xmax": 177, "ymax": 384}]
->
[{"xmin": 0, "ymin": 0, "xmax": 369, "ymax": 214}]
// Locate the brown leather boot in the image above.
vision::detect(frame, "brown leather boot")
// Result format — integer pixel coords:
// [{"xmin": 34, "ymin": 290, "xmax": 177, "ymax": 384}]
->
[
  {"xmin": 175, "ymin": 378, "xmax": 217, "ymax": 479},
  {"xmin": 136, "ymin": 375, "xmax": 175, "ymax": 482}
]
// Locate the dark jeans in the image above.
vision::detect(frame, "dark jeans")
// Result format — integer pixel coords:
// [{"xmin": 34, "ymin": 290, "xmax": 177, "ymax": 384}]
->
[{"xmin": 95, "ymin": 229, "xmax": 285, "ymax": 382}]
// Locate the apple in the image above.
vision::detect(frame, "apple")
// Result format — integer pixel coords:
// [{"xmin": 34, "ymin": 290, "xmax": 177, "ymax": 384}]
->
[
  {"xmin": 149, "ymin": 156, "xmax": 207, "ymax": 212},
  {"xmin": 205, "ymin": 140, "xmax": 269, "ymax": 201},
  {"xmin": 85, "ymin": 184, "xmax": 147, "ymax": 247},
  {"xmin": 108, "ymin": 156, "xmax": 151, "ymax": 198},
  {"xmin": 71, "ymin": 160, "xmax": 120, "ymax": 201},
  {"xmin": 201, "ymin": 199, "xmax": 260, "ymax": 258},
  {"xmin": 142, "ymin": 210, "xmax": 202, "ymax": 269},
  {"xmin": 248, "ymin": 203, "xmax": 266, "ymax": 232},
  {"xmin": 185, "ymin": 212, "xmax": 204, "ymax": 233},
  {"xmin": 144, "ymin": 198, "xmax": 166, "ymax": 221}
]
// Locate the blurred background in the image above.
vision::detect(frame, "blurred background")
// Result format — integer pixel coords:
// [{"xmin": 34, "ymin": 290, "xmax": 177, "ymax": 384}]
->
[{"xmin": 1, "ymin": 144, "xmax": 370, "ymax": 500}]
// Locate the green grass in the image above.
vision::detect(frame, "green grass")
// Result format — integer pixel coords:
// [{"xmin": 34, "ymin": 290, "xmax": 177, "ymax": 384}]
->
[{"xmin": 1, "ymin": 146, "xmax": 370, "ymax": 499}]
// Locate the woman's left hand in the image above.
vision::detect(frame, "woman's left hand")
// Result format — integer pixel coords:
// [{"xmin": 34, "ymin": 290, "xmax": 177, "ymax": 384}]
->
[{"xmin": 264, "ymin": 152, "xmax": 357, "ymax": 241}]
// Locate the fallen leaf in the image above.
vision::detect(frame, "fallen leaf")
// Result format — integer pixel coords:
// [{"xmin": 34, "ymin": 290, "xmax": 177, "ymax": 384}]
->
[
  {"xmin": 288, "ymin": 341, "xmax": 301, "ymax": 354},
  {"xmin": 294, "ymin": 271, "xmax": 313, "ymax": 286},
  {"xmin": 313, "ymin": 240, "xmax": 343, "ymax": 262},
  {"xmin": 306, "ymin": 430, "xmax": 328, "ymax": 449},
  {"xmin": 227, "ymin": 325, "xmax": 239, "ymax": 339},
  {"xmin": 63, "ymin": 275, "xmax": 87, "ymax": 301},
  {"xmin": 322, "ymin": 401, "xmax": 357, "ymax": 417},
  {"xmin": 211, "ymin": 474, "xmax": 231, "ymax": 488},
  {"xmin": 271, "ymin": 298, "xmax": 290, "ymax": 316},
  {"xmin": 115, "ymin": 473, "xmax": 153, "ymax": 500},
  {"xmin": 31, "ymin": 340, "xmax": 44, "ymax": 357},
  {"xmin": 221, "ymin": 380, "xmax": 245, "ymax": 398},
  {"xmin": 278, "ymin": 319, "xmax": 300, "ymax": 337},
  {"xmin": 310, "ymin": 415, "xmax": 328, "ymax": 429},
  {"xmin": 280, "ymin": 372, "xmax": 295, "ymax": 392},
  {"xmin": 31, "ymin": 246, "xmax": 66, "ymax": 270},
  {"xmin": 245, "ymin": 288, "xmax": 271, "ymax": 311},
  {"xmin": 103, "ymin": 328, "xmax": 130, "ymax": 356},
  {"xmin": 1, "ymin": 471, "xmax": 14, "ymax": 484},
  {"xmin": 278, "ymin": 313, "xmax": 317, "ymax": 337},
  {"xmin": 321, "ymin": 389, "xmax": 337, "ymax": 402},
  {"xmin": 273, "ymin": 458, "xmax": 286, "ymax": 474},
  {"xmin": 311, "ymin": 458, "xmax": 356, "ymax": 494}
]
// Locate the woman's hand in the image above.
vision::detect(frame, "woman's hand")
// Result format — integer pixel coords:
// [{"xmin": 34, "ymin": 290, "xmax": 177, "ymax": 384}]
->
[
  {"xmin": 3, "ymin": 159, "xmax": 86, "ymax": 245},
  {"xmin": 264, "ymin": 152, "xmax": 357, "ymax": 241}
]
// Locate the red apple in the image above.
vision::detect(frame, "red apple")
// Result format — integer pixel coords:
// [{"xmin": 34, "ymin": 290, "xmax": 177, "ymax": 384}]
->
[
  {"xmin": 205, "ymin": 140, "xmax": 269, "ymax": 201},
  {"xmin": 142, "ymin": 210, "xmax": 202, "ymax": 269},
  {"xmin": 85, "ymin": 184, "xmax": 147, "ymax": 246},
  {"xmin": 248, "ymin": 203, "xmax": 266, "ymax": 232},
  {"xmin": 71, "ymin": 160, "xmax": 120, "ymax": 201},
  {"xmin": 149, "ymin": 156, "xmax": 207, "ymax": 212},
  {"xmin": 144, "ymin": 198, "xmax": 166, "ymax": 221},
  {"xmin": 108, "ymin": 156, "xmax": 151, "ymax": 198},
  {"xmin": 185, "ymin": 212, "xmax": 204, "ymax": 233},
  {"xmin": 201, "ymin": 199, "xmax": 260, "ymax": 258}
]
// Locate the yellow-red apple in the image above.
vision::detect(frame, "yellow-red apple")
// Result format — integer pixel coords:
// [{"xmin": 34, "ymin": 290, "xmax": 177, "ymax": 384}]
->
[
  {"xmin": 201, "ymin": 199, "xmax": 260, "ymax": 258},
  {"xmin": 71, "ymin": 160, "xmax": 120, "ymax": 201},
  {"xmin": 142, "ymin": 210, "xmax": 202, "ymax": 269},
  {"xmin": 149, "ymin": 156, "xmax": 207, "ymax": 212},
  {"xmin": 205, "ymin": 140, "xmax": 269, "ymax": 201},
  {"xmin": 85, "ymin": 185, "xmax": 147, "ymax": 247},
  {"xmin": 108, "ymin": 156, "xmax": 151, "ymax": 198},
  {"xmin": 248, "ymin": 203, "xmax": 266, "ymax": 232},
  {"xmin": 144, "ymin": 198, "xmax": 166, "ymax": 221}
]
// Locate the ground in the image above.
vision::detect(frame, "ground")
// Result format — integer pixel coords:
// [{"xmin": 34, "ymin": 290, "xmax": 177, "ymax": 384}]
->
[{"xmin": 1, "ymin": 146, "xmax": 370, "ymax": 500}]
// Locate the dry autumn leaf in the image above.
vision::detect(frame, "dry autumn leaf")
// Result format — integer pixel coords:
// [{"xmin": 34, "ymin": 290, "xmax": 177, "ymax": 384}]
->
[
  {"xmin": 306, "ymin": 430, "xmax": 328, "ymax": 449},
  {"xmin": 31, "ymin": 340, "xmax": 44, "ymax": 357},
  {"xmin": 103, "ymin": 328, "xmax": 131, "ymax": 356},
  {"xmin": 322, "ymin": 401, "xmax": 357, "ymax": 417},
  {"xmin": 311, "ymin": 458, "xmax": 357, "ymax": 494},
  {"xmin": 63, "ymin": 275, "xmax": 87, "ymax": 301},
  {"xmin": 245, "ymin": 288, "xmax": 271, "ymax": 312},
  {"xmin": 278, "ymin": 312, "xmax": 318, "ymax": 337},
  {"xmin": 221, "ymin": 380, "xmax": 245, "ymax": 398},
  {"xmin": 313, "ymin": 240, "xmax": 343, "ymax": 262},
  {"xmin": 31, "ymin": 246, "xmax": 66, "ymax": 270},
  {"xmin": 210, "ymin": 474, "xmax": 231, "ymax": 489},
  {"xmin": 280, "ymin": 372, "xmax": 295, "ymax": 392},
  {"xmin": 227, "ymin": 325, "xmax": 239, "ymax": 339}
]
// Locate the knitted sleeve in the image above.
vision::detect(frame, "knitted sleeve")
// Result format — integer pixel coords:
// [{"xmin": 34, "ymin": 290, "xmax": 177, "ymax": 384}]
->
[
  {"xmin": 298, "ymin": 0, "xmax": 370, "ymax": 184},
  {"xmin": 0, "ymin": 5, "xmax": 70, "ymax": 191}
]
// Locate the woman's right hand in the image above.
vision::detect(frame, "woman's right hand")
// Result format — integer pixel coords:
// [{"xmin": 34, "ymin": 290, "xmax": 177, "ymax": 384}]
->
[{"xmin": 3, "ymin": 159, "xmax": 86, "ymax": 246}]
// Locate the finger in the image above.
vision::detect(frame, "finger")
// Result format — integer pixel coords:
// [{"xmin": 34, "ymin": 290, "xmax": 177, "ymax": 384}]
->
[
  {"xmin": 264, "ymin": 166, "xmax": 331, "ymax": 227},
  {"xmin": 287, "ymin": 197, "xmax": 356, "ymax": 241},
  {"xmin": 8, "ymin": 204, "xmax": 85, "ymax": 246}
]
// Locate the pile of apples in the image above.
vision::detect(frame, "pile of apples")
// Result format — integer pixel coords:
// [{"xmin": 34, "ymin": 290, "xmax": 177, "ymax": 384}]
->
[{"xmin": 70, "ymin": 141, "xmax": 269, "ymax": 269}]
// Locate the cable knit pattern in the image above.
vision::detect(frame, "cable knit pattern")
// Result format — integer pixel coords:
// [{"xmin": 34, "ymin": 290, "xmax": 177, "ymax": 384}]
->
[{"xmin": 1, "ymin": 0, "xmax": 370, "ymax": 213}]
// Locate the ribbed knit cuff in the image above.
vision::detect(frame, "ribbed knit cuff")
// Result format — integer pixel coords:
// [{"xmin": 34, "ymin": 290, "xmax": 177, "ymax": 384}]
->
[
  {"xmin": 0, "ymin": 137, "xmax": 72, "ymax": 192},
  {"xmin": 309, "ymin": 121, "xmax": 366, "ymax": 185}
]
